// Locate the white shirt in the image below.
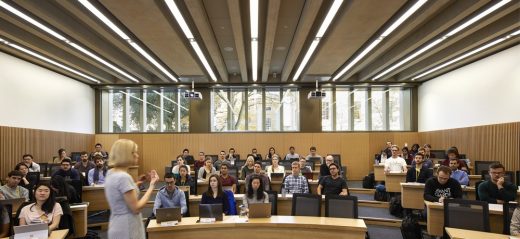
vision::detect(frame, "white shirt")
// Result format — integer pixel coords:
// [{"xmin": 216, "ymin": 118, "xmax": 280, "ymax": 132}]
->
[
  {"xmin": 265, "ymin": 165, "xmax": 285, "ymax": 179},
  {"xmin": 384, "ymin": 157, "xmax": 407, "ymax": 173}
]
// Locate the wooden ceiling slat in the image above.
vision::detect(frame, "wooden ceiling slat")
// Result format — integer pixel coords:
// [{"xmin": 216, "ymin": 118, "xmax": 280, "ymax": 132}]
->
[
  {"xmin": 227, "ymin": 0, "xmax": 248, "ymax": 82},
  {"xmin": 261, "ymin": 0, "xmax": 281, "ymax": 82}
]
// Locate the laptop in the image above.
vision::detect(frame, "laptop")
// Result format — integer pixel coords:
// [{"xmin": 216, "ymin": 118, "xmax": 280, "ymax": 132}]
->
[
  {"xmin": 248, "ymin": 203, "xmax": 272, "ymax": 218},
  {"xmin": 270, "ymin": 173, "xmax": 284, "ymax": 181},
  {"xmin": 155, "ymin": 207, "xmax": 182, "ymax": 223},
  {"xmin": 13, "ymin": 223, "xmax": 48, "ymax": 239},
  {"xmin": 199, "ymin": 204, "xmax": 223, "ymax": 221}
]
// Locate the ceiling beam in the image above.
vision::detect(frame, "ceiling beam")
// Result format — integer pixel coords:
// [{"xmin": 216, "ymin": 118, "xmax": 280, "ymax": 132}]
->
[
  {"xmin": 261, "ymin": 0, "xmax": 280, "ymax": 82},
  {"xmin": 227, "ymin": 0, "xmax": 248, "ymax": 82},
  {"xmin": 280, "ymin": 0, "xmax": 323, "ymax": 82}
]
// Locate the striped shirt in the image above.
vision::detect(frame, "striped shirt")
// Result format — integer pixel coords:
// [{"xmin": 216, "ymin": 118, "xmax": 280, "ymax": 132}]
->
[{"xmin": 283, "ymin": 175, "xmax": 309, "ymax": 193}]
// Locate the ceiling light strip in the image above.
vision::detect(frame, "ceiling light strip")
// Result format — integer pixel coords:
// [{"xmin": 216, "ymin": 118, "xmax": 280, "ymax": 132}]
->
[
  {"xmin": 250, "ymin": 0, "xmax": 258, "ymax": 82},
  {"xmin": 79, "ymin": 0, "xmax": 177, "ymax": 82},
  {"xmin": 412, "ymin": 31, "xmax": 517, "ymax": 80},
  {"xmin": 293, "ymin": 0, "xmax": 344, "ymax": 81},
  {"xmin": 332, "ymin": 0, "xmax": 427, "ymax": 81},
  {"xmin": 0, "ymin": 0, "xmax": 140, "ymax": 83},
  {"xmin": 0, "ymin": 37, "xmax": 101, "ymax": 83},
  {"xmin": 164, "ymin": 0, "xmax": 217, "ymax": 82},
  {"xmin": 371, "ymin": 0, "xmax": 511, "ymax": 81}
]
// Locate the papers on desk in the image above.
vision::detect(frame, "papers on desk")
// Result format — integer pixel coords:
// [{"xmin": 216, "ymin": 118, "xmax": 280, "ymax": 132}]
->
[
  {"xmin": 160, "ymin": 221, "xmax": 178, "ymax": 226},
  {"xmin": 199, "ymin": 218, "xmax": 216, "ymax": 223}
]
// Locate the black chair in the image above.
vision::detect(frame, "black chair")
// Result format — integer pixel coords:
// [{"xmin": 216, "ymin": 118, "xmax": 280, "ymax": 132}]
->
[
  {"xmin": 227, "ymin": 166, "xmax": 239, "ymax": 180},
  {"xmin": 183, "ymin": 190, "xmax": 190, "ymax": 217},
  {"xmin": 48, "ymin": 164, "xmax": 62, "ymax": 176},
  {"xmin": 444, "ymin": 199, "xmax": 490, "ymax": 233},
  {"xmin": 184, "ymin": 155, "xmax": 195, "ymax": 165},
  {"xmin": 234, "ymin": 160, "xmax": 245, "ymax": 170},
  {"xmin": 325, "ymin": 195, "xmax": 358, "ymax": 218},
  {"xmin": 474, "ymin": 161, "xmax": 500, "ymax": 176},
  {"xmin": 57, "ymin": 199, "xmax": 75, "ymax": 237},
  {"xmin": 430, "ymin": 150, "xmax": 446, "ymax": 159},
  {"xmin": 330, "ymin": 154, "xmax": 341, "ymax": 168},
  {"xmin": 306, "ymin": 161, "xmax": 315, "ymax": 170},
  {"xmin": 475, "ymin": 180, "xmax": 484, "ymax": 200},
  {"xmin": 503, "ymin": 201, "xmax": 518, "ymax": 235},
  {"xmin": 279, "ymin": 160, "xmax": 292, "ymax": 169},
  {"xmin": 165, "ymin": 166, "xmax": 172, "ymax": 176},
  {"xmin": 67, "ymin": 179, "xmax": 83, "ymax": 203},
  {"xmin": 459, "ymin": 154, "xmax": 466, "ymax": 159},
  {"xmin": 266, "ymin": 191, "xmax": 278, "ymax": 215},
  {"xmin": 340, "ymin": 166, "xmax": 348, "ymax": 180},
  {"xmin": 291, "ymin": 193, "xmax": 321, "ymax": 216},
  {"xmin": 39, "ymin": 163, "xmax": 49, "ymax": 177},
  {"xmin": 171, "ymin": 160, "xmax": 178, "ymax": 168},
  {"xmin": 516, "ymin": 171, "xmax": 520, "ymax": 187}
]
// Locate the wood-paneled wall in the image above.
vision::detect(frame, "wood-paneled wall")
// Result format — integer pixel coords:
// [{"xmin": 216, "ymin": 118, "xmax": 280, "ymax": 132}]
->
[
  {"xmin": 419, "ymin": 122, "xmax": 520, "ymax": 172},
  {"xmin": 0, "ymin": 126, "xmax": 94, "ymax": 179},
  {"xmin": 95, "ymin": 132, "xmax": 419, "ymax": 180}
]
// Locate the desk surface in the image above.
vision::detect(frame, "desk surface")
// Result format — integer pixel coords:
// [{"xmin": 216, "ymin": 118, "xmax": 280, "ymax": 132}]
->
[
  {"xmin": 424, "ymin": 200, "xmax": 503, "ymax": 214},
  {"xmin": 446, "ymin": 227, "xmax": 518, "ymax": 239},
  {"xmin": 1, "ymin": 229, "xmax": 69, "ymax": 239}
]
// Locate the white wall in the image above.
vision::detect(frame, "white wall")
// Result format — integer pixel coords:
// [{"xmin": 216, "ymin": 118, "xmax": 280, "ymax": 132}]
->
[
  {"xmin": 0, "ymin": 52, "xmax": 95, "ymax": 134},
  {"xmin": 418, "ymin": 44, "xmax": 520, "ymax": 132}
]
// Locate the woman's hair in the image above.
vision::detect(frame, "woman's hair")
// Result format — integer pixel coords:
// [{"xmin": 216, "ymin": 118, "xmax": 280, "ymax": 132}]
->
[
  {"xmin": 267, "ymin": 147, "xmax": 275, "ymax": 158},
  {"xmin": 32, "ymin": 183, "xmax": 57, "ymax": 214},
  {"xmin": 58, "ymin": 148, "xmax": 66, "ymax": 157},
  {"xmin": 15, "ymin": 162, "xmax": 29, "ymax": 171},
  {"xmin": 108, "ymin": 139, "xmax": 137, "ymax": 167},
  {"xmin": 204, "ymin": 174, "xmax": 223, "ymax": 198},
  {"xmin": 243, "ymin": 156, "xmax": 254, "ymax": 170},
  {"xmin": 247, "ymin": 175, "xmax": 265, "ymax": 201},
  {"xmin": 50, "ymin": 175, "xmax": 71, "ymax": 201},
  {"xmin": 411, "ymin": 144, "xmax": 420, "ymax": 151},
  {"xmin": 178, "ymin": 165, "xmax": 190, "ymax": 178}
]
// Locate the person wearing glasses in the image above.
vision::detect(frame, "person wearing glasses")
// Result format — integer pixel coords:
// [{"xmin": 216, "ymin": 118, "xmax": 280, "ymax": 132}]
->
[
  {"xmin": 478, "ymin": 163, "xmax": 517, "ymax": 204},
  {"xmin": 153, "ymin": 173, "xmax": 187, "ymax": 216},
  {"xmin": 51, "ymin": 158, "xmax": 80, "ymax": 181},
  {"xmin": 384, "ymin": 145, "xmax": 408, "ymax": 174}
]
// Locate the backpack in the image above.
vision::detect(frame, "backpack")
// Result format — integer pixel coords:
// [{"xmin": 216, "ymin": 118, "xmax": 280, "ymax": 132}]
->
[
  {"xmin": 83, "ymin": 229, "xmax": 101, "ymax": 239},
  {"xmin": 389, "ymin": 195, "xmax": 404, "ymax": 218},
  {"xmin": 373, "ymin": 184, "xmax": 389, "ymax": 201},
  {"xmin": 224, "ymin": 190, "xmax": 237, "ymax": 215},
  {"xmin": 362, "ymin": 173, "xmax": 375, "ymax": 189},
  {"xmin": 400, "ymin": 214, "xmax": 422, "ymax": 239}
]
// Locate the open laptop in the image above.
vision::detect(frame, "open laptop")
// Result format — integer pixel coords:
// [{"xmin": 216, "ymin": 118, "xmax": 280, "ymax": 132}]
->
[
  {"xmin": 199, "ymin": 204, "xmax": 223, "ymax": 221},
  {"xmin": 248, "ymin": 203, "xmax": 271, "ymax": 218},
  {"xmin": 13, "ymin": 223, "xmax": 48, "ymax": 239},
  {"xmin": 270, "ymin": 173, "xmax": 284, "ymax": 181},
  {"xmin": 156, "ymin": 207, "xmax": 182, "ymax": 223}
]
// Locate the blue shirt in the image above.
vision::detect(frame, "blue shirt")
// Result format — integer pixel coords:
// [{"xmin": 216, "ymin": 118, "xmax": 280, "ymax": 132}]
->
[
  {"xmin": 87, "ymin": 168, "xmax": 107, "ymax": 185},
  {"xmin": 450, "ymin": 169, "xmax": 469, "ymax": 186},
  {"xmin": 153, "ymin": 186, "xmax": 187, "ymax": 215}
]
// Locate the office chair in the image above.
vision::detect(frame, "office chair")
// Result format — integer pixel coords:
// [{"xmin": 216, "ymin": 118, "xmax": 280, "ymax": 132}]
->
[
  {"xmin": 325, "ymin": 195, "xmax": 358, "ymax": 218},
  {"xmin": 503, "ymin": 201, "xmax": 518, "ymax": 235},
  {"xmin": 444, "ymin": 199, "xmax": 490, "ymax": 233},
  {"xmin": 291, "ymin": 193, "xmax": 321, "ymax": 216}
]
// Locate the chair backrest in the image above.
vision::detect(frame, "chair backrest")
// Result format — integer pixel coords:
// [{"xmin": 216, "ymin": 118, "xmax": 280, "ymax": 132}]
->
[
  {"xmin": 279, "ymin": 160, "xmax": 292, "ymax": 169},
  {"xmin": 444, "ymin": 198, "xmax": 490, "ymax": 232},
  {"xmin": 165, "ymin": 166, "xmax": 172, "ymax": 176},
  {"xmin": 183, "ymin": 190, "xmax": 190, "ymax": 217},
  {"xmin": 474, "ymin": 161, "xmax": 500, "ymax": 176},
  {"xmin": 325, "ymin": 195, "xmax": 358, "ymax": 218},
  {"xmin": 184, "ymin": 155, "xmax": 195, "ymax": 165},
  {"xmin": 291, "ymin": 193, "xmax": 321, "ymax": 216},
  {"xmin": 503, "ymin": 202, "xmax": 518, "ymax": 234},
  {"xmin": 67, "ymin": 179, "xmax": 83, "ymax": 203},
  {"xmin": 330, "ymin": 154, "xmax": 341, "ymax": 167},
  {"xmin": 49, "ymin": 164, "xmax": 62, "ymax": 176},
  {"xmin": 227, "ymin": 166, "xmax": 239, "ymax": 179},
  {"xmin": 171, "ymin": 160, "xmax": 178, "ymax": 168},
  {"xmin": 235, "ymin": 160, "xmax": 245, "ymax": 170},
  {"xmin": 260, "ymin": 160, "xmax": 271, "ymax": 169},
  {"xmin": 266, "ymin": 191, "xmax": 278, "ymax": 215},
  {"xmin": 474, "ymin": 180, "xmax": 484, "ymax": 200},
  {"xmin": 39, "ymin": 163, "xmax": 49, "ymax": 177},
  {"xmin": 306, "ymin": 161, "xmax": 315, "ymax": 170},
  {"xmin": 430, "ymin": 150, "xmax": 446, "ymax": 159},
  {"xmin": 459, "ymin": 154, "xmax": 466, "ymax": 159}
]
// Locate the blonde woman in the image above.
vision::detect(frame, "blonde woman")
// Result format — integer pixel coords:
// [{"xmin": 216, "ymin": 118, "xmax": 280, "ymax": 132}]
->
[
  {"xmin": 105, "ymin": 139, "xmax": 158, "ymax": 239},
  {"xmin": 240, "ymin": 156, "xmax": 255, "ymax": 180},
  {"xmin": 265, "ymin": 154, "xmax": 285, "ymax": 180}
]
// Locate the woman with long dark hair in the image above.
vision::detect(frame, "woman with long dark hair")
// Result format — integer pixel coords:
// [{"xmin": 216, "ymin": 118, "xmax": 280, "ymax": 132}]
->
[
  {"xmin": 201, "ymin": 174, "xmax": 230, "ymax": 215},
  {"xmin": 265, "ymin": 147, "xmax": 276, "ymax": 160},
  {"xmin": 19, "ymin": 183, "xmax": 62, "ymax": 231},
  {"xmin": 243, "ymin": 175, "xmax": 269, "ymax": 210},
  {"xmin": 176, "ymin": 165, "xmax": 195, "ymax": 195}
]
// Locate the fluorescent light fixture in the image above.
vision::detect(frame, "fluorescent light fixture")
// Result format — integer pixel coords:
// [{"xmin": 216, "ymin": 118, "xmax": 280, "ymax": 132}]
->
[
  {"xmin": 293, "ymin": 38, "xmax": 320, "ymax": 81},
  {"xmin": 190, "ymin": 39, "xmax": 217, "ymax": 81},
  {"xmin": 0, "ymin": 1, "xmax": 67, "ymax": 41},
  {"xmin": 412, "ymin": 34, "xmax": 511, "ymax": 80},
  {"xmin": 333, "ymin": 0, "xmax": 427, "ymax": 81},
  {"xmin": 78, "ymin": 0, "xmax": 130, "ymax": 40},
  {"xmin": 0, "ymin": 37, "xmax": 100, "ymax": 83},
  {"xmin": 164, "ymin": 0, "xmax": 193, "ymax": 39},
  {"xmin": 372, "ymin": 0, "xmax": 510, "ymax": 81},
  {"xmin": 251, "ymin": 39, "xmax": 258, "ymax": 82},
  {"xmin": 316, "ymin": 0, "xmax": 343, "ymax": 38},
  {"xmin": 250, "ymin": 0, "xmax": 258, "ymax": 38},
  {"xmin": 509, "ymin": 29, "xmax": 520, "ymax": 36}
]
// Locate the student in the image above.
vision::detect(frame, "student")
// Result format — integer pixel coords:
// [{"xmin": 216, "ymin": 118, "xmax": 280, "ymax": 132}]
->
[
  {"xmin": 0, "ymin": 170, "xmax": 29, "ymax": 201},
  {"xmin": 441, "ymin": 147, "xmax": 468, "ymax": 172},
  {"xmin": 423, "ymin": 144, "xmax": 435, "ymax": 159},
  {"xmin": 153, "ymin": 173, "xmax": 187, "ymax": 216},
  {"xmin": 50, "ymin": 175, "xmax": 79, "ymax": 203},
  {"xmin": 478, "ymin": 163, "xmax": 517, "ymax": 204},
  {"xmin": 198, "ymin": 157, "xmax": 217, "ymax": 180},
  {"xmin": 284, "ymin": 146, "xmax": 300, "ymax": 160},
  {"xmin": 87, "ymin": 155, "xmax": 108, "ymax": 185},
  {"xmin": 240, "ymin": 156, "xmax": 255, "ymax": 180},
  {"xmin": 511, "ymin": 207, "xmax": 520, "ymax": 236},
  {"xmin": 406, "ymin": 153, "xmax": 432, "ymax": 183},
  {"xmin": 0, "ymin": 203, "xmax": 8, "ymax": 237},
  {"xmin": 243, "ymin": 175, "xmax": 269, "ymax": 211},
  {"xmin": 201, "ymin": 174, "xmax": 230, "ymax": 215},
  {"xmin": 401, "ymin": 147, "xmax": 413, "ymax": 165},
  {"xmin": 265, "ymin": 155, "xmax": 285, "ymax": 180},
  {"xmin": 448, "ymin": 158, "xmax": 469, "ymax": 186},
  {"xmin": 181, "ymin": 148, "xmax": 194, "ymax": 163},
  {"xmin": 52, "ymin": 158, "xmax": 80, "ymax": 181},
  {"xmin": 245, "ymin": 161, "xmax": 270, "ymax": 192},
  {"xmin": 172, "ymin": 155, "xmax": 191, "ymax": 175},
  {"xmin": 90, "ymin": 143, "xmax": 108, "ymax": 161},
  {"xmin": 265, "ymin": 147, "xmax": 276, "ymax": 160},
  {"xmin": 424, "ymin": 166, "xmax": 462, "ymax": 203},
  {"xmin": 219, "ymin": 163, "xmax": 237, "ymax": 193},
  {"xmin": 411, "ymin": 147, "xmax": 433, "ymax": 168},
  {"xmin": 15, "ymin": 163, "xmax": 34, "ymax": 190},
  {"xmin": 282, "ymin": 161, "xmax": 309, "ymax": 194},
  {"xmin": 19, "ymin": 183, "xmax": 62, "ymax": 231},
  {"xmin": 55, "ymin": 148, "xmax": 70, "ymax": 163},
  {"xmin": 299, "ymin": 158, "xmax": 312, "ymax": 174},
  {"xmin": 104, "ymin": 139, "xmax": 159, "ymax": 239},
  {"xmin": 248, "ymin": 148, "xmax": 262, "ymax": 161},
  {"xmin": 175, "ymin": 165, "xmax": 195, "ymax": 195},
  {"xmin": 319, "ymin": 155, "xmax": 335, "ymax": 177},
  {"xmin": 194, "ymin": 152, "xmax": 206, "ymax": 171},
  {"xmin": 74, "ymin": 151, "xmax": 95, "ymax": 177},
  {"xmin": 226, "ymin": 148, "xmax": 239, "ymax": 164},
  {"xmin": 22, "ymin": 154, "xmax": 40, "ymax": 172},
  {"xmin": 214, "ymin": 151, "xmax": 230, "ymax": 170},
  {"xmin": 384, "ymin": 145, "xmax": 407, "ymax": 174},
  {"xmin": 317, "ymin": 163, "xmax": 349, "ymax": 196},
  {"xmin": 305, "ymin": 146, "xmax": 323, "ymax": 163}
]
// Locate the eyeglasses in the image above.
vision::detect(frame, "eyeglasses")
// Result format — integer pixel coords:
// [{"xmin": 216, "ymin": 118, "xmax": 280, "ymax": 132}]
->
[{"xmin": 165, "ymin": 181, "xmax": 175, "ymax": 185}]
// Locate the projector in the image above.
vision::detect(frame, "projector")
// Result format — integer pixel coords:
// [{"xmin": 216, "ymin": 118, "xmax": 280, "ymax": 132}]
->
[
  {"xmin": 308, "ymin": 91, "xmax": 326, "ymax": 99},
  {"xmin": 183, "ymin": 91, "xmax": 203, "ymax": 100}
]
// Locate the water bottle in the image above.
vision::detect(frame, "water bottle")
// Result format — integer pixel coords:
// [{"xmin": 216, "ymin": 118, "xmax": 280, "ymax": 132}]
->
[
  {"xmin": 239, "ymin": 204, "xmax": 247, "ymax": 218},
  {"xmin": 282, "ymin": 188, "xmax": 287, "ymax": 198}
]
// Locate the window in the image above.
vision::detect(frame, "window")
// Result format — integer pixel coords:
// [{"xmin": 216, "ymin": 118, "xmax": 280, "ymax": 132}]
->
[
  {"xmin": 282, "ymin": 89, "xmax": 299, "ymax": 131},
  {"xmin": 321, "ymin": 89, "xmax": 333, "ymax": 131},
  {"xmin": 353, "ymin": 90, "xmax": 367, "ymax": 130},
  {"xmin": 370, "ymin": 89, "xmax": 385, "ymax": 130},
  {"xmin": 265, "ymin": 89, "xmax": 281, "ymax": 131},
  {"xmin": 100, "ymin": 89, "xmax": 189, "ymax": 133},
  {"xmin": 248, "ymin": 89, "xmax": 263, "ymax": 131},
  {"xmin": 335, "ymin": 89, "xmax": 350, "ymax": 130}
]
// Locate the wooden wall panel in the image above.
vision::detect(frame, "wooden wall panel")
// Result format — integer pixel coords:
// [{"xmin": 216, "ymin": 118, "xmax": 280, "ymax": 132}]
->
[
  {"xmin": 0, "ymin": 126, "xmax": 94, "ymax": 179},
  {"xmin": 419, "ymin": 122, "xmax": 520, "ymax": 172}
]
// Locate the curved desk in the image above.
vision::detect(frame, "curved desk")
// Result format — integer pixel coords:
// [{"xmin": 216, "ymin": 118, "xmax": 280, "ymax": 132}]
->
[{"xmin": 147, "ymin": 216, "xmax": 367, "ymax": 239}]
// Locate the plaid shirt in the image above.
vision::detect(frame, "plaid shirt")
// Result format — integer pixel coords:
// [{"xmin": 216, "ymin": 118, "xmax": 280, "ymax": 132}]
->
[{"xmin": 283, "ymin": 174, "xmax": 309, "ymax": 193}]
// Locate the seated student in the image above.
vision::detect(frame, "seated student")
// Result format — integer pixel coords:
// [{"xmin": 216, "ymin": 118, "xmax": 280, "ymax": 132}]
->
[
  {"xmin": 423, "ymin": 144, "xmax": 435, "ymax": 159},
  {"xmin": 74, "ymin": 151, "xmax": 95, "ymax": 177},
  {"xmin": 52, "ymin": 158, "xmax": 80, "ymax": 181},
  {"xmin": 15, "ymin": 163, "xmax": 36, "ymax": 190},
  {"xmin": 441, "ymin": 147, "xmax": 468, "ymax": 172},
  {"xmin": 50, "ymin": 175, "xmax": 79, "ymax": 203},
  {"xmin": 89, "ymin": 143, "xmax": 108, "ymax": 161},
  {"xmin": 299, "ymin": 158, "xmax": 312, "ymax": 174},
  {"xmin": 401, "ymin": 147, "xmax": 414, "ymax": 165},
  {"xmin": 248, "ymin": 148, "xmax": 262, "ymax": 162},
  {"xmin": 243, "ymin": 175, "xmax": 269, "ymax": 211},
  {"xmin": 424, "ymin": 166, "xmax": 462, "ymax": 203},
  {"xmin": 384, "ymin": 145, "xmax": 408, "ymax": 174},
  {"xmin": 240, "ymin": 156, "xmax": 255, "ymax": 180},
  {"xmin": 22, "ymin": 154, "xmax": 40, "ymax": 172},
  {"xmin": 172, "ymin": 155, "xmax": 191, "ymax": 175},
  {"xmin": 317, "ymin": 163, "xmax": 348, "ymax": 196},
  {"xmin": 406, "ymin": 153, "xmax": 432, "ymax": 183},
  {"xmin": 226, "ymin": 148, "xmax": 239, "ymax": 164},
  {"xmin": 265, "ymin": 155, "xmax": 285, "ymax": 180},
  {"xmin": 201, "ymin": 174, "xmax": 230, "ymax": 215},
  {"xmin": 176, "ymin": 165, "xmax": 195, "ymax": 195},
  {"xmin": 448, "ymin": 158, "xmax": 469, "ymax": 186},
  {"xmin": 219, "ymin": 163, "xmax": 237, "ymax": 193},
  {"xmin": 181, "ymin": 148, "xmax": 194, "ymax": 163},
  {"xmin": 511, "ymin": 207, "xmax": 520, "ymax": 236},
  {"xmin": 282, "ymin": 161, "xmax": 309, "ymax": 194},
  {"xmin": 198, "ymin": 157, "xmax": 216, "ymax": 181},
  {"xmin": 194, "ymin": 152, "xmax": 206, "ymax": 171},
  {"xmin": 153, "ymin": 173, "xmax": 187, "ymax": 216},
  {"xmin": 87, "ymin": 156, "xmax": 107, "ymax": 186},
  {"xmin": 265, "ymin": 147, "xmax": 276, "ymax": 160},
  {"xmin": 214, "ymin": 151, "xmax": 230, "ymax": 170},
  {"xmin": 284, "ymin": 146, "xmax": 300, "ymax": 161},
  {"xmin": 478, "ymin": 163, "xmax": 517, "ymax": 204},
  {"xmin": 19, "ymin": 183, "xmax": 63, "ymax": 231},
  {"xmin": 55, "ymin": 148, "xmax": 71, "ymax": 164},
  {"xmin": 319, "ymin": 155, "xmax": 335, "ymax": 178},
  {"xmin": 0, "ymin": 203, "xmax": 9, "ymax": 237},
  {"xmin": 411, "ymin": 147, "xmax": 433, "ymax": 168},
  {"xmin": 305, "ymin": 146, "xmax": 323, "ymax": 163},
  {"xmin": 245, "ymin": 161, "xmax": 270, "ymax": 192},
  {"xmin": 0, "ymin": 170, "xmax": 29, "ymax": 201}
]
